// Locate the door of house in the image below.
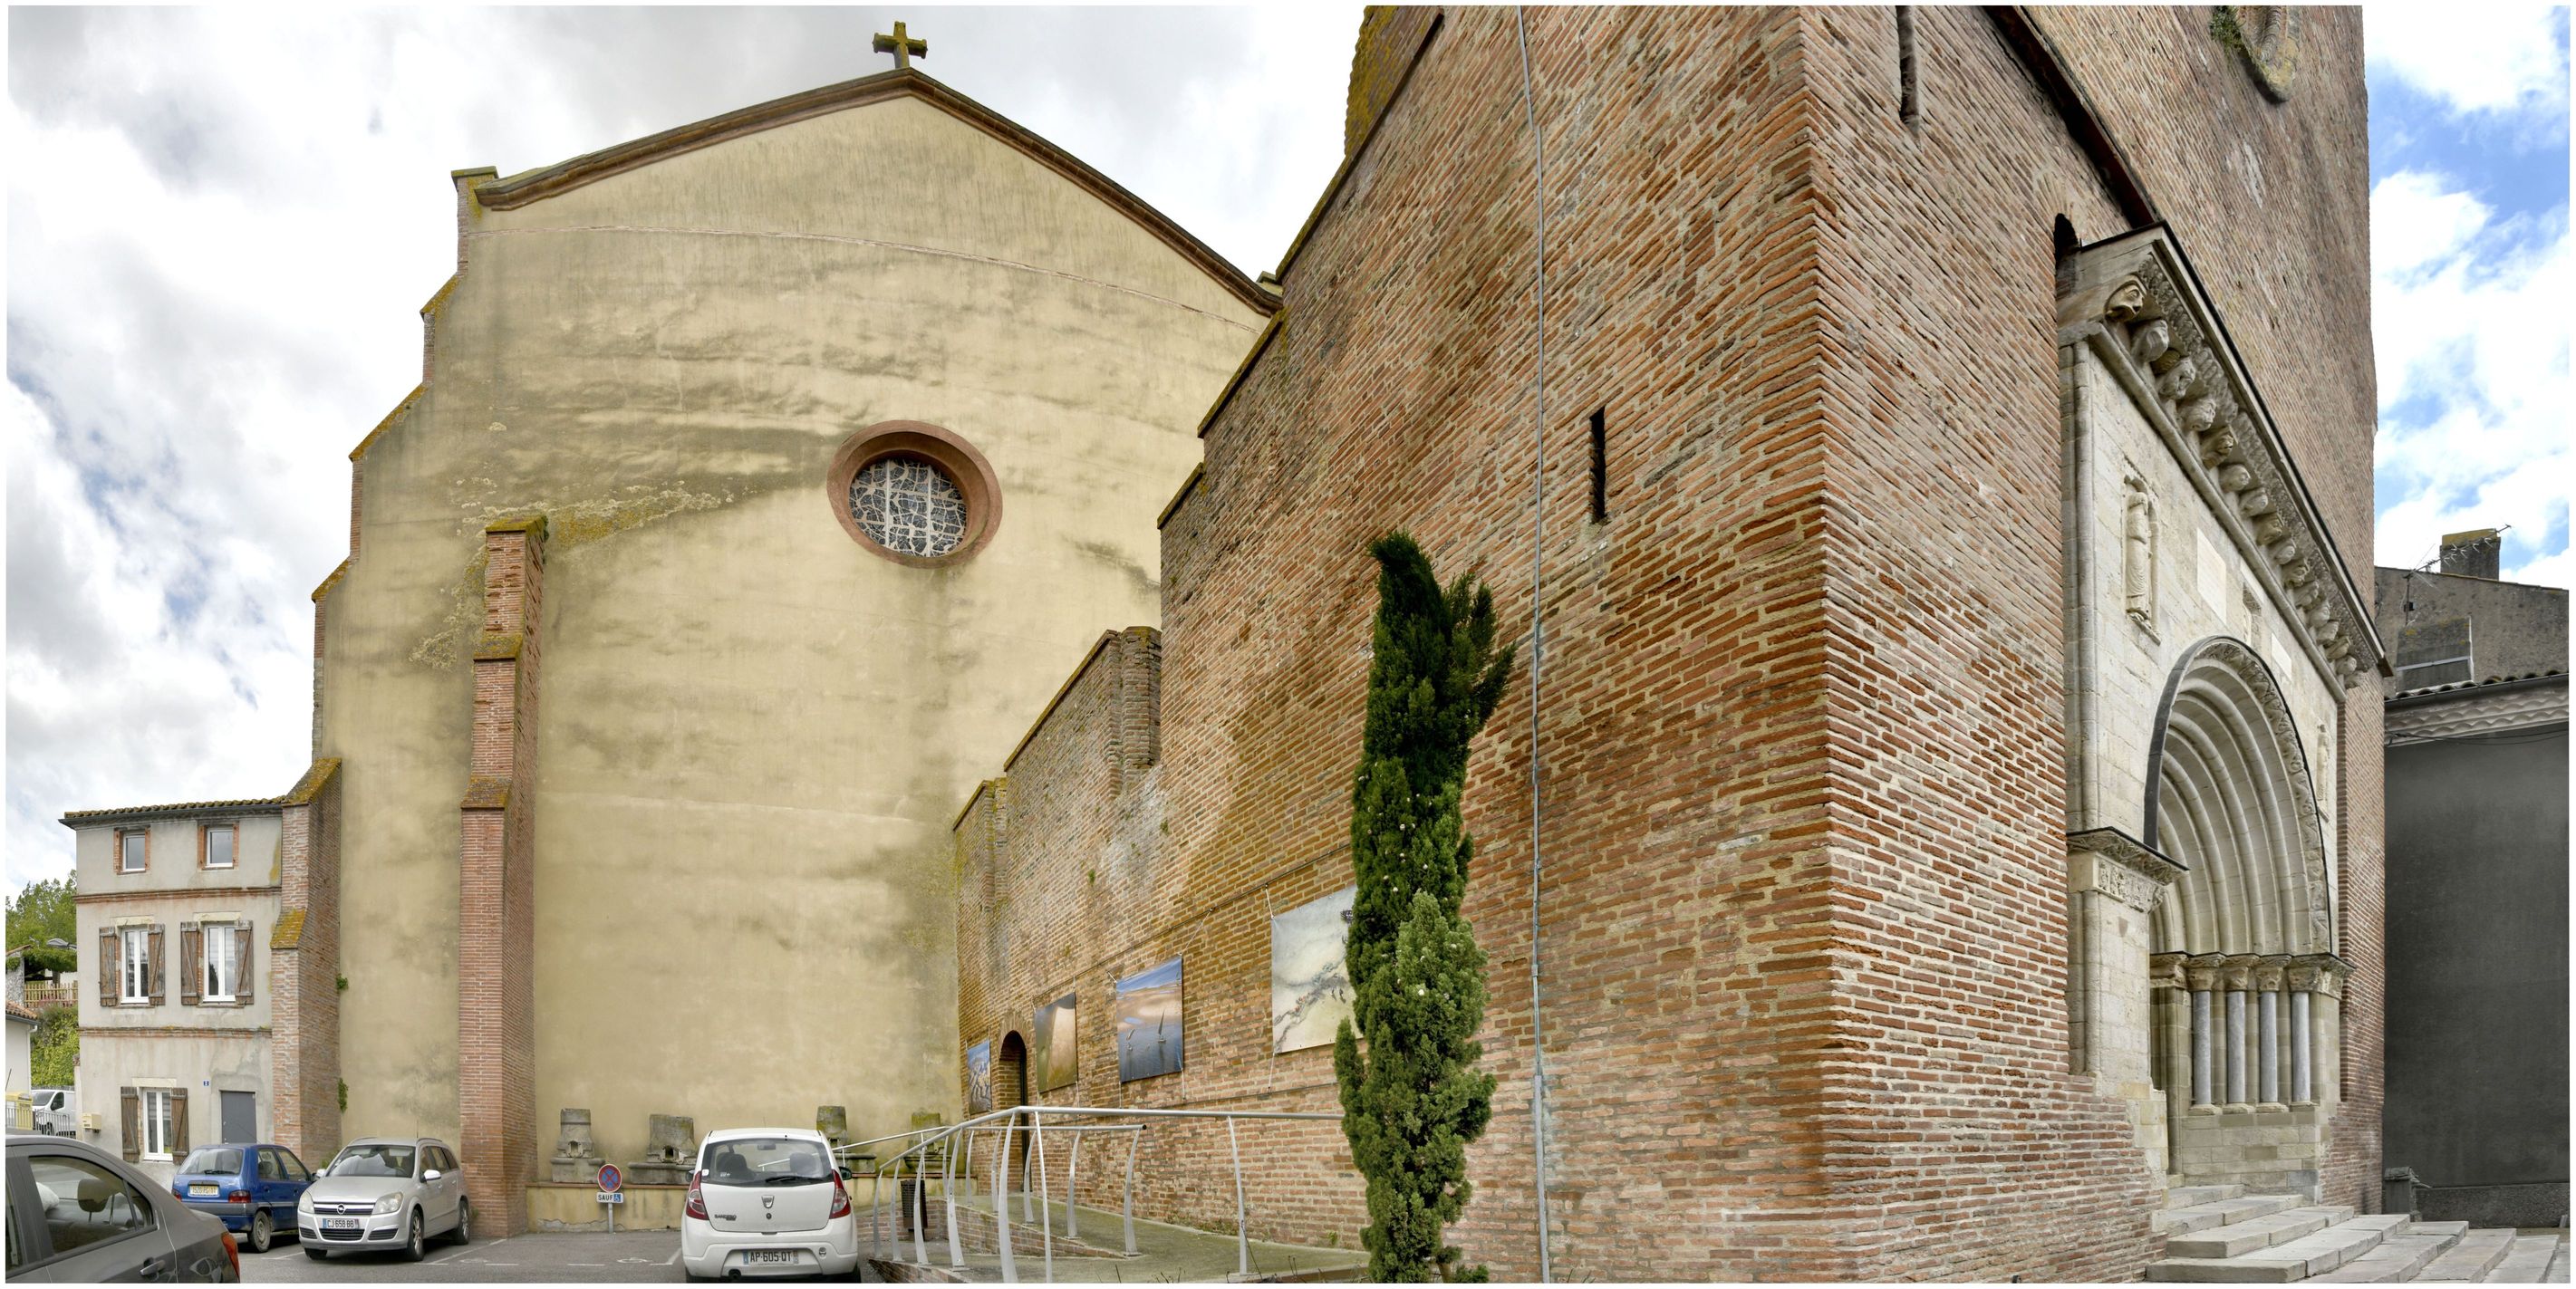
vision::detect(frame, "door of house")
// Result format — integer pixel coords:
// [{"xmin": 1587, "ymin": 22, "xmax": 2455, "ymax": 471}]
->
[{"xmin": 221, "ymin": 1090, "xmax": 256, "ymax": 1145}]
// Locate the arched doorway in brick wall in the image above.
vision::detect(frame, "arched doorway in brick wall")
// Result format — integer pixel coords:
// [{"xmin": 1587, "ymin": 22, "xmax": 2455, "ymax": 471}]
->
[
  {"xmin": 2142, "ymin": 638, "xmax": 2346, "ymax": 1195},
  {"xmin": 995, "ymin": 1032, "xmax": 1029, "ymax": 1193}
]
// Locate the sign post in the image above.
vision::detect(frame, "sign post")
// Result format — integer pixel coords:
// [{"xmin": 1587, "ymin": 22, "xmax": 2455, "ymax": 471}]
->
[{"xmin": 596, "ymin": 1163, "xmax": 624, "ymax": 1235}]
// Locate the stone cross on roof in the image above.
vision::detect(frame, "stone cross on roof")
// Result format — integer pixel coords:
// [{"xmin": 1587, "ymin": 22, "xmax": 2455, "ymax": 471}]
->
[{"xmin": 873, "ymin": 20, "xmax": 928, "ymax": 71}]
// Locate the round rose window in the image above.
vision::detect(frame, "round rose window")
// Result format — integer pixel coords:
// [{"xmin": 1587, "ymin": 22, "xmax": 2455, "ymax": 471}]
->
[
  {"xmin": 825, "ymin": 420, "xmax": 1002, "ymax": 568},
  {"xmin": 850, "ymin": 456, "xmax": 968, "ymax": 557}
]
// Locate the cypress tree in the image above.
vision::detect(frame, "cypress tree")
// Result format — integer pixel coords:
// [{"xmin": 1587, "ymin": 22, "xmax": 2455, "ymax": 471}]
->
[{"xmin": 1334, "ymin": 531, "xmax": 1515, "ymax": 1283}]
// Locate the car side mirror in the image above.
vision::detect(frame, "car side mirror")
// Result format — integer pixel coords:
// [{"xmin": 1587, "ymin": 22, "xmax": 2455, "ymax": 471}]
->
[{"xmin": 422, "ymin": 1169, "xmax": 442, "ymax": 1182}]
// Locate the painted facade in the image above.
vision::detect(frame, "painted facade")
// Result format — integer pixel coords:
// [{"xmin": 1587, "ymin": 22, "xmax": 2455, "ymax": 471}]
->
[{"xmin": 62, "ymin": 807, "xmax": 286, "ymax": 1185}]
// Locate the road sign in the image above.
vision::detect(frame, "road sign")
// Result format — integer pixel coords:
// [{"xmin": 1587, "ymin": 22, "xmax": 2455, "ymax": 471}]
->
[
  {"xmin": 595, "ymin": 1191, "xmax": 626, "ymax": 1205},
  {"xmin": 596, "ymin": 1163, "xmax": 622, "ymax": 1195}
]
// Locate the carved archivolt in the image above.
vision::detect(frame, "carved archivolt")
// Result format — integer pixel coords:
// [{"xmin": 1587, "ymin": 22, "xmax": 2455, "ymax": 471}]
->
[
  {"xmin": 2059, "ymin": 228, "xmax": 2380, "ymax": 691},
  {"xmin": 2150, "ymin": 636, "xmax": 2335, "ymax": 957}
]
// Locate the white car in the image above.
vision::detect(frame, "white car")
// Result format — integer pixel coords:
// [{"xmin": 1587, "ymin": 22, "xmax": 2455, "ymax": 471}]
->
[{"xmin": 679, "ymin": 1128, "xmax": 859, "ymax": 1280}]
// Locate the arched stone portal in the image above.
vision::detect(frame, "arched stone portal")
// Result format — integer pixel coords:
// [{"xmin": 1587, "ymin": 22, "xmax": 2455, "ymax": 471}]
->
[{"xmin": 2140, "ymin": 639, "xmax": 2347, "ymax": 1196}]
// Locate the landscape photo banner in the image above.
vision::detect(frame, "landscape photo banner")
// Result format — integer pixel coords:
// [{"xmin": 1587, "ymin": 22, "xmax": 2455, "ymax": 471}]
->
[
  {"xmin": 1033, "ymin": 993, "xmax": 1078, "ymax": 1092},
  {"xmin": 1270, "ymin": 886, "xmax": 1356, "ymax": 1053},
  {"xmin": 1114, "ymin": 957, "xmax": 1184, "ymax": 1082},
  {"xmin": 966, "ymin": 1040, "xmax": 993, "ymax": 1113}
]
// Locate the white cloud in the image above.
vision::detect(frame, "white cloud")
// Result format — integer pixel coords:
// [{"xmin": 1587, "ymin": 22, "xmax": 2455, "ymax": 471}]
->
[
  {"xmin": 5, "ymin": 8, "xmax": 1356, "ymax": 894},
  {"xmin": 2369, "ymin": 168, "xmax": 2571, "ymax": 584},
  {"xmin": 2365, "ymin": 4, "xmax": 2570, "ymax": 126}
]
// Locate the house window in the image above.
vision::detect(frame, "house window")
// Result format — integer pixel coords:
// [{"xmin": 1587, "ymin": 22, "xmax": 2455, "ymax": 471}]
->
[
  {"xmin": 203, "ymin": 825, "xmax": 235, "ymax": 870},
  {"xmin": 140, "ymin": 1088, "xmax": 175, "ymax": 1159},
  {"xmin": 203, "ymin": 924, "xmax": 238, "ymax": 1004},
  {"xmin": 118, "ymin": 829, "xmax": 147, "ymax": 873},
  {"xmin": 120, "ymin": 929, "xmax": 150, "ymax": 1005}
]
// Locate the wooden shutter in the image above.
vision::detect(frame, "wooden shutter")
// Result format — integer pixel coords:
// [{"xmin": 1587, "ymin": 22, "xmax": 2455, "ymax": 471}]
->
[
  {"xmin": 120, "ymin": 1088, "xmax": 140, "ymax": 1161},
  {"xmin": 179, "ymin": 925, "xmax": 202, "ymax": 1006},
  {"xmin": 236, "ymin": 923, "xmax": 255, "ymax": 1005},
  {"xmin": 99, "ymin": 928, "xmax": 119, "ymax": 1005},
  {"xmin": 170, "ymin": 1088, "xmax": 189, "ymax": 1155},
  {"xmin": 147, "ymin": 926, "xmax": 166, "ymax": 1005}
]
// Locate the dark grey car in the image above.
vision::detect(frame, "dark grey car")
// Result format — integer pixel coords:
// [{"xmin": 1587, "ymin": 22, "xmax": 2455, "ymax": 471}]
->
[{"xmin": 5, "ymin": 1131, "xmax": 238, "ymax": 1282}]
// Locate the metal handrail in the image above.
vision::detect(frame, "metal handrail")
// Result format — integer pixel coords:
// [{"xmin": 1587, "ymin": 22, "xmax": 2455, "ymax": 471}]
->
[{"xmin": 863, "ymin": 1103, "xmax": 1341, "ymax": 1284}]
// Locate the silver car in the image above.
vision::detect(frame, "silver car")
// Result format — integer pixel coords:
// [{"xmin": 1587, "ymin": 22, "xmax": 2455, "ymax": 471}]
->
[
  {"xmin": 5, "ymin": 1130, "xmax": 240, "ymax": 1281},
  {"xmin": 294, "ymin": 1136, "xmax": 469, "ymax": 1262}
]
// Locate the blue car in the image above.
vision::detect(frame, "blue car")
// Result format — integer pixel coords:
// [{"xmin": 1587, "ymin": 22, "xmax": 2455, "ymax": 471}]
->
[{"xmin": 169, "ymin": 1142, "xmax": 316, "ymax": 1253}]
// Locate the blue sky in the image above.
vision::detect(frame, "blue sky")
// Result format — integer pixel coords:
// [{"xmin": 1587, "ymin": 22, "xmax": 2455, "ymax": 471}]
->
[
  {"xmin": 2364, "ymin": 5, "xmax": 2571, "ymax": 584},
  {"xmin": 3, "ymin": 8, "xmax": 2569, "ymax": 897}
]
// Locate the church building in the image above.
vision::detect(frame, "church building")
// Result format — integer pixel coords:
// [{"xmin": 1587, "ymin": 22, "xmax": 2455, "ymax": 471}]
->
[
  {"xmin": 948, "ymin": 6, "xmax": 2391, "ymax": 1281},
  {"xmin": 63, "ymin": 5, "xmax": 2416, "ymax": 1277},
  {"xmin": 67, "ymin": 52, "xmax": 1270, "ymax": 1236}
]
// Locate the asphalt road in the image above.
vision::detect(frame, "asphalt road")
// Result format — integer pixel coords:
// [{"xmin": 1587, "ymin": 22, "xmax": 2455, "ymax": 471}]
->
[{"xmin": 239, "ymin": 1231, "xmax": 876, "ymax": 1283}]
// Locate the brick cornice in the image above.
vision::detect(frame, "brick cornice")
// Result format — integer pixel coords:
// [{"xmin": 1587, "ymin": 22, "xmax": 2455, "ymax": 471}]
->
[
  {"xmin": 2384, "ymin": 675, "xmax": 2568, "ymax": 745},
  {"xmin": 76, "ymin": 886, "xmax": 281, "ymax": 906}
]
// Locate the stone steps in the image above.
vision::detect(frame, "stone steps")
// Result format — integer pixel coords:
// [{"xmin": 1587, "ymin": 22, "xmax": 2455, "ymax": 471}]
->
[
  {"xmin": 2475, "ymin": 1233, "xmax": 2567, "ymax": 1284},
  {"xmin": 2165, "ymin": 1207, "xmax": 2359, "ymax": 1261},
  {"xmin": 2418, "ymin": 1230, "xmax": 2521, "ymax": 1282},
  {"xmin": 2159, "ymin": 1193, "xmax": 2312, "ymax": 1237},
  {"xmin": 2310, "ymin": 1223, "xmax": 2470, "ymax": 1283}
]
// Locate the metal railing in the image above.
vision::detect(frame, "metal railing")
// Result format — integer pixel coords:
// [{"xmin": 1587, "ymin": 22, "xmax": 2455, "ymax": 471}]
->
[{"xmin": 856, "ymin": 1103, "xmax": 1341, "ymax": 1284}]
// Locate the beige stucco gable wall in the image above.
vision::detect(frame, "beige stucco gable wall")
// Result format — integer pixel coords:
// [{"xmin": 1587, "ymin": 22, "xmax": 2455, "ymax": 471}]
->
[{"xmin": 318, "ymin": 90, "xmax": 1263, "ymax": 1163}]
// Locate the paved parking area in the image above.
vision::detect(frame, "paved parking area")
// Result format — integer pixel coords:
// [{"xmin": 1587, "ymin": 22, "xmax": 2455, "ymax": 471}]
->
[{"xmin": 239, "ymin": 1231, "xmax": 874, "ymax": 1283}]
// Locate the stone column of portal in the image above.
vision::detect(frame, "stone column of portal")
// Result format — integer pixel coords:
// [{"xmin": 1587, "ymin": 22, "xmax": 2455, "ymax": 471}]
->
[
  {"xmin": 2221, "ymin": 955, "xmax": 2262, "ymax": 1112},
  {"xmin": 2285, "ymin": 959, "xmax": 2319, "ymax": 1106},
  {"xmin": 2148, "ymin": 951, "xmax": 2191, "ymax": 1178},
  {"xmin": 2292, "ymin": 954, "xmax": 2349, "ymax": 1109},
  {"xmin": 2185, "ymin": 954, "xmax": 2226, "ymax": 1112},
  {"xmin": 459, "ymin": 515, "xmax": 546, "ymax": 1238},
  {"xmin": 2253, "ymin": 957, "xmax": 2290, "ymax": 1111}
]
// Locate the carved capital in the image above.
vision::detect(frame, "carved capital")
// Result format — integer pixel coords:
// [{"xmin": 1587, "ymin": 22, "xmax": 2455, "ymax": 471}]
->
[
  {"xmin": 2220, "ymin": 954, "xmax": 2264, "ymax": 992},
  {"xmin": 2148, "ymin": 951, "xmax": 2190, "ymax": 993},
  {"xmin": 2291, "ymin": 953, "xmax": 2349, "ymax": 999},
  {"xmin": 2184, "ymin": 953, "xmax": 2228, "ymax": 993},
  {"xmin": 2252, "ymin": 956, "xmax": 2291, "ymax": 993}
]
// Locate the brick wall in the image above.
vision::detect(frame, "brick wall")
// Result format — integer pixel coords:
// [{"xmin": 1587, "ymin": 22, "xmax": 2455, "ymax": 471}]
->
[
  {"xmin": 459, "ymin": 518, "xmax": 545, "ymax": 1236},
  {"xmin": 271, "ymin": 759, "xmax": 343, "ymax": 1167},
  {"xmin": 953, "ymin": 5, "xmax": 2379, "ymax": 1278}
]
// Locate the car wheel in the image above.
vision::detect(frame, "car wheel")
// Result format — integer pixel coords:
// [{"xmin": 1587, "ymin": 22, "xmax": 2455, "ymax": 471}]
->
[
  {"xmin": 451, "ymin": 1199, "xmax": 471, "ymax": 1246},
  {"xmin": 404, "ymin": 1210, "xmax": 426, "ymax": 1262},
  {"xmin": 304, "ymin": 1244, "xmax": 330, "ymax": 1261},
  {"xmin": 249, "ymin": 1209, "xmax": 275, "ymax": 1254}
]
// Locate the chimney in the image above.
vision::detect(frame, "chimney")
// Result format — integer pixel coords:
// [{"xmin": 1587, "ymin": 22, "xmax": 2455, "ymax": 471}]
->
[{"xmin": 2439, "ymin": 528, "xmax": 2503, "ymax": 580}]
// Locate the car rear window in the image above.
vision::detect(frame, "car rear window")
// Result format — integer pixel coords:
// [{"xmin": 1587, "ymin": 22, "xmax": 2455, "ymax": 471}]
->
[
  {"xmin": 178, "ymin": 1148, "xmax": 242, "ymax": 1176},
  {"xmin": 699, "ymin": 1138, "xmax": 835, "ymax": 1187}
]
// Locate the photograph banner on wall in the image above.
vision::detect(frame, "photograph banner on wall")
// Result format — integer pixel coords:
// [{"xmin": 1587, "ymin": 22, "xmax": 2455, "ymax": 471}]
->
[
  {"xmin": 1270, "ymin": 886, "xmax": 1356, "ymax": 1053},
  {"xmin": 1114, "ymin": 957, "xmax": 1184, "ymax": 1082},
  {"xmin": 965, "ymin": 1040, "xmax": 993, "ymax": 1113},
  {"xmin": 1033, "ymin": 993, "xmax": 1079, "ymax": 1092}
]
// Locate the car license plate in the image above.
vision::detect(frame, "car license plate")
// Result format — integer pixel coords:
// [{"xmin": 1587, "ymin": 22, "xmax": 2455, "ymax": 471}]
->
[
  {"xmin": 188, "ymin": 1183, "xmax": 218, "ymax": 1198},
  {"xmin": 323, "ymin": 1217, "xmax": 362, "ymax": 1231},
  {"xmin": 744, "ymin": 1250, "xmax": 798, "ymax": 1265}
]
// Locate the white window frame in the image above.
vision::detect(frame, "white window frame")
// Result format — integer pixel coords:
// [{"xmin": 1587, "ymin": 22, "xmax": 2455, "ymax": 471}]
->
[
  {"xmin": 203, "ymin": 824, "xmax": 236, "ymax": 870},
  {"xmin": 118, "ymin": 829, "xmax": 147, "ymax": 873},
  {"xmin": 120, "ymin": 928, "xmax": 150, "ymax": 1005},
  {"xmin": 202, "ymin": 921, "xmax": 238, "ymax": 1004},
  {"xmin": 140, "ymin": 1087, "xmax": 175, "ymax": 1160}
]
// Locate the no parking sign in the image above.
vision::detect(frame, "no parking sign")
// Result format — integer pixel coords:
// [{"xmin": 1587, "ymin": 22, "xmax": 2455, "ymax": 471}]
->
[{"xmin": 596, "ymin": 1163, "xmax": 624, "ymax": 1204}]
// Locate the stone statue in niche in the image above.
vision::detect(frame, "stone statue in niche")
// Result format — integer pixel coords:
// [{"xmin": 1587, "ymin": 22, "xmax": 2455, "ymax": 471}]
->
[
  {"xmin": 2122, "ymin": 472, "xmax": 2157, "ymax": 631},
  {"xmin": 2313, "ymin": 718, "xmax": 2333, "ymax": 818}
]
